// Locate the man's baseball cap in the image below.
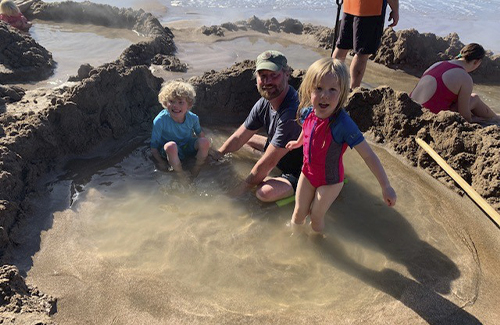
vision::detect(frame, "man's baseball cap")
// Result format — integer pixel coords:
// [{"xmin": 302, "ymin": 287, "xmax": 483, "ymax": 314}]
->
[{"xmin": 256, "ymin": 50, "xmax": 287, "ymax": 71}]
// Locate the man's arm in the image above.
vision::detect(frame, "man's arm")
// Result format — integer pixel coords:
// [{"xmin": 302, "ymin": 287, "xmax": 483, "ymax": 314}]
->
[
  {"xmin": 243, "ymin": 143, "xmax": 288, "ymax": 187},
  {"xmin": 211, "ymin": 124, "xmax": 256, "ymax": 160},
  {"xmin": 387, "ymin": 0, "xmax": 399, "ymax": 27}
]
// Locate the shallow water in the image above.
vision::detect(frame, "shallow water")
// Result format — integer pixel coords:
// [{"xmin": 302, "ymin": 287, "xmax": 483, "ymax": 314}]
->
[
  {"xmin": 42, "ymin": 0, "xmax": 500, "ymax": 54},
  {"xmin": 23, "ymin": 1, "xmax": 499, "ymax": 114},
  {"xmin": 19, "ymin": 130, "xmax": 490, "ymax": 324},
  {"xmin": 23, "ymin": 20, "xmax": 145, "ymax": 90}
]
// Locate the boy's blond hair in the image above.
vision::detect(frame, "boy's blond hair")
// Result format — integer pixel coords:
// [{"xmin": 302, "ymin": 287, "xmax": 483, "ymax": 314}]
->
[
  {"xmin": 297, "ymin": 58, "xmax": 350, "ymax": 124},
  {"xmin": 0, "ymin": 0, "xmax": 20, "ymax": 16},
  {"xmin": 158, "ymin": 80, "xmax": 196, "ymax": 108}
]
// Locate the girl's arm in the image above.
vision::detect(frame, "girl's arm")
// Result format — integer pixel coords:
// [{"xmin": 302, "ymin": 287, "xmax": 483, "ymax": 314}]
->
[
  {"xmin": 354, "ymin": 140, "xmax": 397, "ymax": 206},
  {"xmin": 285, "ymin": 130, "xmax": 304, "ymax": 150}
]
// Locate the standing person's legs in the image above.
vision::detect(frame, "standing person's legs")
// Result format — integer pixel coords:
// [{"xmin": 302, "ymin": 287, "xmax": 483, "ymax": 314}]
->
[
  {"xmin": 349, "ymin": 15, "xmax": 385, "ymax": 89},
  {"xmin": 290, "ymin": 173, "xmax": 315, "ymax": 225},
  {"xmin": 332, "ymin": 13, "xmax": 354, "ymax": 62},
  {"xmin": 350, "ymin": 54, "xmax": 371, "ymax": 89},
  {"xmin": 309, "ymin": 182, "xmax": 343, "ymax": 233},
  {"xmin": 332, "ymin": 48, "xmax": 349, "ymax": 61}
]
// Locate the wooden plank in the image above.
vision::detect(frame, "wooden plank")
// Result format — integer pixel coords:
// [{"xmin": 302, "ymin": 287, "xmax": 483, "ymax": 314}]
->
[{"xmin": 416, "ymin": 138, "xmax": 500, "ymax": 228}]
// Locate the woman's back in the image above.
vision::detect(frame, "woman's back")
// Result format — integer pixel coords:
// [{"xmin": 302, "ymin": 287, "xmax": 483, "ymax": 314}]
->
[{"xmin": 410, "ymin": 60, "xmax": 471, "ymax": 113}]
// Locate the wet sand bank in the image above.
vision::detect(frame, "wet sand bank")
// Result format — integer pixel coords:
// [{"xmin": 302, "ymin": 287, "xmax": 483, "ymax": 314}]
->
[{"xmin": 1, "ymin": 1, "xmax": 500, "ymax": 324}]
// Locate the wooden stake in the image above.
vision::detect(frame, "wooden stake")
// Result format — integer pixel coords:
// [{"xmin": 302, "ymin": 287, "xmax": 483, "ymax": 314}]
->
[{"xmin": 416, "ymin": 138, "xmax": 500, "ymax": 228}]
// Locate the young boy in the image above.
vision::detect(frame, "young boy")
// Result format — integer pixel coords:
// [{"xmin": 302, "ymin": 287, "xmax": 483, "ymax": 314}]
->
[{"xmin": 151, "ymin": 80, "xmax": 210, "ymax": 176}]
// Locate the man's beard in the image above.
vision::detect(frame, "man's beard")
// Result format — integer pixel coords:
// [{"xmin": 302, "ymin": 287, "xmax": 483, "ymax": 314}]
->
[{"xmin": 257, "ymin": 83, "xmax": 284, "ymax": 100}]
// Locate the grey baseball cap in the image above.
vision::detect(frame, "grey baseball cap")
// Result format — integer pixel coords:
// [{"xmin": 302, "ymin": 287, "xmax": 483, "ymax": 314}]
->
[{"xmin": 256, "ymin": 50, "xmax": 287, "ymax": 71}]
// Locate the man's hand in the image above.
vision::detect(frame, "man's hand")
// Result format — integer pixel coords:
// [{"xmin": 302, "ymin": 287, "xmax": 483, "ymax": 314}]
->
[
  {"xmin": 208, "ymin": 148, "xmax": 223, "ymax": 161},
  {"xmin": 230, "ymin": 180, "xmax": 253, "ymax": 197}
]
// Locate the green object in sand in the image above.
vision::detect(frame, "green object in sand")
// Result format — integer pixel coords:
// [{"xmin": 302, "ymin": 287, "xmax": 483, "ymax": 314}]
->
[
  {"xmin": 275, "ymin": 178, "xmax": 349, "ymax": 207},
  {"xmin": 275, "ymin": 195, "xmax": 295, "ymax": 207}
]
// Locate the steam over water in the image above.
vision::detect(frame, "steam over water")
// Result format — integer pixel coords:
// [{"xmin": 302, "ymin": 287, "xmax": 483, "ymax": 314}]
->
[
  {"xmin": 42, "ymin": 0, "xmax": 500, "ymax": 53},
  {"xmin": 15, "ymin": 1, "xmax": 499, "ymax": 323},
  {"xmin": 23, "ymin": 132, "xmax": 485, "ymax": 323}
]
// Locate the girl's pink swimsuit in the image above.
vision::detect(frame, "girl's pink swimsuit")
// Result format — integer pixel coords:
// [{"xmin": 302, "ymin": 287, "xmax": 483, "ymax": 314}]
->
[
  {"xmin": 417, "ymin": 61, "xmax": 465, "ymax": 113},
  {"xmin": 300, "ymin": 107, "xmax": 364, "ymax": 188}
]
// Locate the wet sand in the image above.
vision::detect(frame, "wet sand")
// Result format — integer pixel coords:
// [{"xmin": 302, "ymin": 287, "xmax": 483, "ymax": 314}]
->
[
  {"xmin": 13, "ymin": 130, "xmax": 500, "ymax": 324},
  {"xmin": 2, "ymin": 7, "xmax": 500, "ymax": 325}
]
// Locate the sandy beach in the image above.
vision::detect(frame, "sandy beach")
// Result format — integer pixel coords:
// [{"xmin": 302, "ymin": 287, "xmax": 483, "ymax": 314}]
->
[{"xmin": 1, "ymin": 1, "xmax": 500, "ymax": 324}]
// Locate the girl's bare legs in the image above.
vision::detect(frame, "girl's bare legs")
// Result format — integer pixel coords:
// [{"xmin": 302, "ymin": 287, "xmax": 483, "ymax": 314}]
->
[
  {"xmin": 291, "ymin": 173, "xmax": 315, "ymax": 226},
  {"xmin": 309, "ymin": 182, "xmax": 344, "ymax": 233}
]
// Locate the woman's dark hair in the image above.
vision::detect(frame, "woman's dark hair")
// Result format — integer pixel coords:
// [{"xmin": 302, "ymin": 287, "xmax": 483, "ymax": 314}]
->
[{"xmin": 458, "ymin": 43, "xmax": 485, "ymax": 61}]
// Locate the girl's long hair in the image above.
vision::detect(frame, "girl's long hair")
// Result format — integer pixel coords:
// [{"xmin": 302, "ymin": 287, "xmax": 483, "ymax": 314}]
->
[{"xmin": 296, "ymin": 57, "xmax": 350, "ymax": 125}]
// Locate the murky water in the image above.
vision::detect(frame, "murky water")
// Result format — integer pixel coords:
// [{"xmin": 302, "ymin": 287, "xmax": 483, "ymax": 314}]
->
[
  {"xmin": 8, "ymin": 1, "xmax": 499, "ymax": 322},
  {"xmin": 23, "ymin": 15, "xmax": 499, "ymax": 112},
  {"xmin": 18, "ymin": 129, "xmax": 488, "ymax": 324},
  {"xmin": 23, "ymin": 20, "xmax": 145, "ymax": 90}
]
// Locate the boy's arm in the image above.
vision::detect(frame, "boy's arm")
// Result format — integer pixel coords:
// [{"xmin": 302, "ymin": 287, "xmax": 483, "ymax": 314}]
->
[{"xmin": 354, "ymin": 140, "xmax": 397, "ymax": 206}]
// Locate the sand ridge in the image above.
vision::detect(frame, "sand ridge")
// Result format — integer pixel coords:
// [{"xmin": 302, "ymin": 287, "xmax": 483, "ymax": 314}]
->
[{"xmin": 0, "ymin": 1, "xmax": 499, "ymax": 323}]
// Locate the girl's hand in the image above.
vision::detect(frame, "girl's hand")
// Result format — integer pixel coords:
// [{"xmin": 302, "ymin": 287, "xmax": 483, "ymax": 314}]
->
[
  {"xmin": 286, "ymin": 141, "xmax": 300, "ymax": 150},
  {"xmin": 382, "ymin": 186, "xmax": 397, "ymax": 207}
]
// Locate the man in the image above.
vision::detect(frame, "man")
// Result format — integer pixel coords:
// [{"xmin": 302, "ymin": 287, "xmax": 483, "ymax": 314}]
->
[
  {"xmin": 211, "ymin": 50, "xmax": 303, "ymax": 202},
  {"xmin": 332, "ymin": 0, "xmax": 399, "ymax": 89}
]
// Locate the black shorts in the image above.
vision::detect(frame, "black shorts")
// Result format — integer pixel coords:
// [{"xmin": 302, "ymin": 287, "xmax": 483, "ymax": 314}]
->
[
  {"xmin": 336, "ymin": 13, "xmax": 385, "ymax": 55},
  {"xmin": 280, "ymin": 173, "xmax": 299, "ymax": 192}
]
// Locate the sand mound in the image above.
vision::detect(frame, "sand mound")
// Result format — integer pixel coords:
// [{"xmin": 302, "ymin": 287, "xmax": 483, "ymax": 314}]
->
[
  {"xmin": 0, "ymin": 265, "xmax": 56, "ymax": 324},
  {"xmin": 198, "ymin": 16, "xmax": 500, "ymax": 84},
  {"xmin": 0, "ymin": 22, "xmax": 55, "ymax": 83},
  {"xmin": 374, "ymin": 28, "xmax": 500, "ymax": 83},
  {"xmin": 1, "ymin": 7, "xmax": 499, "ymax": 323},
  {"xmin": 346, "ymin": 87, "xmax": 500, "ymax": 208}
]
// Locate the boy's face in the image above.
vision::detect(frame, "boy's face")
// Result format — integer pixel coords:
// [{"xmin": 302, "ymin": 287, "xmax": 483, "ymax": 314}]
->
[{"xmin": 165, "ymin": 97, "xmax": 191, "ymax": 121}]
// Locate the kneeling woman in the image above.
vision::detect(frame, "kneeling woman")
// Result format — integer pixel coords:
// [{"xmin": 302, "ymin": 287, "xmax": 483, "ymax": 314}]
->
[{"xmin": 410, "ymin": 43, "xmax": 499, "ymax": 123}]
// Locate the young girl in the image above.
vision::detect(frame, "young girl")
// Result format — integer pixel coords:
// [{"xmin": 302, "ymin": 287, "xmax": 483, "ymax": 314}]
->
[
  {"xmin": 286, "ymin": 58, "xmax": 397, "ymax": 233},
  {"xmin": 0, "ymin": 0, "xmax": 32, "ymax": 32}
]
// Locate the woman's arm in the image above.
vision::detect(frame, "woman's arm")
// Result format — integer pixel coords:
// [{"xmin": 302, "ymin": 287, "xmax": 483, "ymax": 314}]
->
[{"xmin": 456, "ymin": 76, "xmax": 474, "ymax": 122}]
